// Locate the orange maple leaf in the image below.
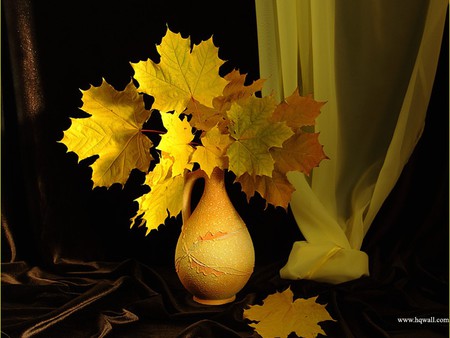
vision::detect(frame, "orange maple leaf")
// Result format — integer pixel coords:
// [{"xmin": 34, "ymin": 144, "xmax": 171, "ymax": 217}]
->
[
  {"xmin": 271, "ymin": 131, "xmax": 328, "ymax": 177},
  {"xmin": 185, "ymin": 98, "xmax": 228, "ymax": 132},
  {"xmin": 271, "ymin": 89, "xmax": 325, "ymax": 130},
  {"xmin": 235, "ymin": 92, "xmax": 328, "ymax": 209},
  {"xmin": 236, "ymin": 171, "xmax": 295, "ymax": 209},
  {"xmin": 213, "ymin": 69, "xmax": 265, "ymax": 112}
]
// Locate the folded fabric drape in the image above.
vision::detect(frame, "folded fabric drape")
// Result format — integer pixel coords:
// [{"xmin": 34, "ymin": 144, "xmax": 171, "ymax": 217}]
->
[{"xmin": 255, "ymin": 0, "xmax": 448, "ymax": 283}]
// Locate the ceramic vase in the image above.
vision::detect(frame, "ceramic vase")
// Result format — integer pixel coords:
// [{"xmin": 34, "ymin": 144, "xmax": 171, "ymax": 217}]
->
[{"xmin": 175, "ymin": 167, "xmax": 255, "ymax": 305}]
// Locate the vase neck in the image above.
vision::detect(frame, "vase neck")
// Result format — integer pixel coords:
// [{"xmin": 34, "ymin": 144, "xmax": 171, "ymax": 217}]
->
[
  {"xmin": 182, "ymin": 168, "xmax": 229, "ymax": 225},
  {"xmin": 207, "ymin": 167, "xmax": 225, "ymax": 185},
  {"xmin": 201, "ymin": 167, "xmax": 227, "ymax": 198}
]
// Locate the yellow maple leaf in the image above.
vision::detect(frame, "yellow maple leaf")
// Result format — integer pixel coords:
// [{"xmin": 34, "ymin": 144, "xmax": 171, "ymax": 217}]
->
[
  {"xmin": 157, "ymin": 112, "xmax": 195, "ymax": 177},
  {"xmin": 243, "ymin": 287, "xmax": 335, "ymax": 338},
  {"xmin": 190, "ymin": 126, "xmax": 233, "ymax": 177},
  {"xmin": 131, "ymin": 156, "xmax": 184, "ymax": 234},
  {"xmin": 60, "ymin": 79, "xmax": 153, "ymax": 187},
  {"xmin": 227, "ymin": 96, "xmax": 294, "ymax": 177},
  {"xmin": 131, "ymin": 28, "xmax": 227, "ymax": 114}
]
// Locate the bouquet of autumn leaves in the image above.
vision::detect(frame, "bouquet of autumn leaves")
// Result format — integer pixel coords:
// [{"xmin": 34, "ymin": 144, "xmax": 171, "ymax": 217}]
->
[{"xmin": 61, "ymin": 28, "xmax": 327, "ymax": 235}]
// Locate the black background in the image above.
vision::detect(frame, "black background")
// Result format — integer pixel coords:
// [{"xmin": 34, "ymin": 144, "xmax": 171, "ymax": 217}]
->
[{"xmin": 2, "ymin": 0, "xmax": 301, "ymax": 267}]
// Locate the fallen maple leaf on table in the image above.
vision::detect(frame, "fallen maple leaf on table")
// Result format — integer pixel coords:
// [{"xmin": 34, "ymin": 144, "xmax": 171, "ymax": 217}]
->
[{"xmin": 243, "ymin": 287, "xmax": 335, "ymax": 338}]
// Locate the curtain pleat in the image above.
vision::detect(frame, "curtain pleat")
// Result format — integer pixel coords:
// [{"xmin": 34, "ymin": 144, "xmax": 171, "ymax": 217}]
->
[{"xmin": 255, "ymin": 0, "xmax": 448, "ymax": 283}]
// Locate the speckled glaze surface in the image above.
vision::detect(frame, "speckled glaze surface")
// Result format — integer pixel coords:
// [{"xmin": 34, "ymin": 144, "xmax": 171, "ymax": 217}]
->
[{"xmin": 175, "ymin": 168, "xmax": 255, "ymax": 305}]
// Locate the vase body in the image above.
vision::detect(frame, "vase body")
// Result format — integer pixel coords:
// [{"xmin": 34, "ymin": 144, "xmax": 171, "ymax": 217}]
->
[{"xmin": 175, "ymin": 167, "xmax": 255, "ymax": 305}]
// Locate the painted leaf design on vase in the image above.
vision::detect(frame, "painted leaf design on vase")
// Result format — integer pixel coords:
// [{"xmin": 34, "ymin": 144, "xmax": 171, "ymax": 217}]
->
[{"xmin": 176, "ymin": 229, "xmax": 252, "ymax": 277}]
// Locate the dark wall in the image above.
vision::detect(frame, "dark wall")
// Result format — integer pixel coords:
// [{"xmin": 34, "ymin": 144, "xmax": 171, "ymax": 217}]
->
[{"xmin": 2, "ymin": 0, "xmax": 302, "ymax": 268}]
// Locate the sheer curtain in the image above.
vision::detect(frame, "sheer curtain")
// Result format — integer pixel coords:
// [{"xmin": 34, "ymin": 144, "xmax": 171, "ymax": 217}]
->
[{"xmin": 255, "ymin": 0, "xmax": 448, "ymax": 283}]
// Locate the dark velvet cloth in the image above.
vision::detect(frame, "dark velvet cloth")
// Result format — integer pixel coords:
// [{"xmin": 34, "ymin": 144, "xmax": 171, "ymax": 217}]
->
[{"xmin": 2, "ymin": 0, "xmax": 449, "ymax": 337}]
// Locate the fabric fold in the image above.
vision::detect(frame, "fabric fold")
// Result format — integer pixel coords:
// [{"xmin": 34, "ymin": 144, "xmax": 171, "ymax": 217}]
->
[
  {"xmin": 280, "ymin": 241, "xmax": 369, "ymax": 284},
  {"xmin": 255, "ymin": 0, "xmax": 448, "ymax": 284}
]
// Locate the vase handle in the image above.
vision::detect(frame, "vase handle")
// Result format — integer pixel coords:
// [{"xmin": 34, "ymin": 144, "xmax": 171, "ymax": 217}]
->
[{"xmin": 182, "ymin": 169, "xmax": 207, "ymax": 225}]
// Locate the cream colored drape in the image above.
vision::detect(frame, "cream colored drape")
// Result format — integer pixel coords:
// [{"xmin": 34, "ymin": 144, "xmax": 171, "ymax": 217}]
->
[{"xmin": 255, "ymin": 0, "xmax": 448, "ymax": 284}]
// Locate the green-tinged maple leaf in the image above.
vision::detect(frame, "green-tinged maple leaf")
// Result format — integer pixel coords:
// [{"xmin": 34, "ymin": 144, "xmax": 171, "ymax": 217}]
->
[
  {"xmin": 185, "ymin": 70, "xmax": 264, "ymax": 132},
  {"xmin": 190, "ymin": 126, "xmax": 233, "ymax": 177},
  {"xmin": 270, "ymin": 131, "xmax": 328, "ymax": 176},
  {"xmin": 60, "ymin": 79, "xmax": 153, "ymax": 187},
  {"xmin": 131, "ymin": 157, "xmax": 184, "ymax": 234},
  {"xmin": 131, "ymin": 29, "xmax": 227, "ymax": 114},
  {"xmin": 234, "ymin": 93, "xmax": 327, "ymax": 209},
  {"xmin": 226, "ymin": 96, "xmax": 294, "ymax": 177},
  {"xmin": 157, "ymin": 112, "xmax": 195, "ymax": 177},
  {"xmin": 236, "ymin": 131, "xmax": 327, "ymax": 209},
  {"xmin": 243, "ymin": 287, "xmax": 335, "ymax": 338},
  {"xmin": 271, "ymin": 89, "xmax": 325, "ymax": 130}
]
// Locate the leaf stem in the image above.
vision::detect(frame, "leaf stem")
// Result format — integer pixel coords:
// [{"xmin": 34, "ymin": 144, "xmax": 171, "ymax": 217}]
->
[{"xmin": 141, "ymin": 129, "xmax": 167, "ymax": 134}]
